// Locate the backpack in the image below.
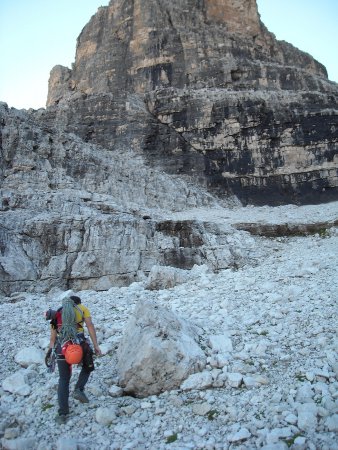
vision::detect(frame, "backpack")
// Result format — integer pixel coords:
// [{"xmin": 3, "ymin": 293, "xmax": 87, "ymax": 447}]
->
[{"xmin": 47, "ymin": 304, "xmax": 84, "ymax": 333}]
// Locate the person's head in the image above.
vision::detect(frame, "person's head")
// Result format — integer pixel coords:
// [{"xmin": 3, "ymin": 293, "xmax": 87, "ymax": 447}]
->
[{"xmin": 70, "ymin": 295, "xmax": 81, "ymax": 305}]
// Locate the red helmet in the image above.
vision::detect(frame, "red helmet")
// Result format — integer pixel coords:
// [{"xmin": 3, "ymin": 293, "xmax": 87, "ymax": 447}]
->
[{"xmin": 63, "ymin": 343, "xmax": 83, "ymax": 365}]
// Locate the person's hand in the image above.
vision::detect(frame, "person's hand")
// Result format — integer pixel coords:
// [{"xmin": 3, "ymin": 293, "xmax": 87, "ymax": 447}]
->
[
  {"xmin": 45, "ymin": 348, "xmax": 52, "ymax": 367},
  {"xmin": 94, "ymin": 345, "xmax": 102, "ymax": 356}
]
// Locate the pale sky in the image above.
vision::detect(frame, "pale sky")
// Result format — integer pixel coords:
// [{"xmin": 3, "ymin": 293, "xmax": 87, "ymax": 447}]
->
[{"xmin": 0, "ymin": 0, "xmax": 337, "ymax": 110}]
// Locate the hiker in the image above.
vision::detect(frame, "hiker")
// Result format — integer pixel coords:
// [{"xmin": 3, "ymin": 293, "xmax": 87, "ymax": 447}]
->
[{"xmin": 45, "ymin": 293, "xmax": 102, "ymax": 424}]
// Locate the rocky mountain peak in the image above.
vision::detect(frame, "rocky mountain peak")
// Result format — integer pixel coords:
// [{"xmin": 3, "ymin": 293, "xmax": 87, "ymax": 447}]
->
[{"xmin": 48, "ymin": 0, "xmax": 329, "ymax": 105}]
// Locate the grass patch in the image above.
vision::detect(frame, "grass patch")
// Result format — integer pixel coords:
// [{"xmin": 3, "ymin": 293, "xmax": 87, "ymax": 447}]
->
[
  {"xmin": 258, "ymin": 330, "xmax": 269, "ymax": 336},
  {"xmin": 295, "ymin": 373, "xmax": 306, "ymax": 382},
  {"xmin": 166, "ymin": 433, "xmax": 178, "ymax": 444},
  {"xmin": 41, "ymin": 403, "xmax": 53, "ymax": 411},
  {"xmin": 284, "ymin": 433, "xmax": 304, "ymax": 447},
  {"xmin": 318, "ymin": 228, "xmax": 329, "ymax": 238},
  {"xmin": 207, "ymin": 409, "xmax": 219, "ymax": 420},
  {"xmin": 245, "ymin": 359, "xmax": 255, "ymax": 366},
  {"xmin": 254, "ymin": 411, "xmax": 266, "ymax": 420}
]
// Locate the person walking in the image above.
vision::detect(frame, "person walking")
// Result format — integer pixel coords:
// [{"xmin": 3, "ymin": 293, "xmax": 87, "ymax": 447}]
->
[{"xmin": 45, "ymin": 293, "xmax": 102, "ymax": 424}]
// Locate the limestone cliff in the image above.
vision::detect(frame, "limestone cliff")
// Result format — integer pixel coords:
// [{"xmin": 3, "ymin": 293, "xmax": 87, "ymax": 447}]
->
[
  {"xmin": 0, "ymin": 102, "xmax": 246, "ymax": 295},
  {"xmin": 1, "ymin": 0, "xmax": 338, "ymax": 295},
  {"xmin": 44, "ymin": 0, "xmax": 338, "ymax": 205}
]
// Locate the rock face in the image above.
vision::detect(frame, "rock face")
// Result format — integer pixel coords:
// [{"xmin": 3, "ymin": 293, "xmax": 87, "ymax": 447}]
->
[
  {"xmin": 45, "ymin": 0, "xmax": 338, "ymax": 205},
  {"xmin": 0, "ymin": 102, "xmax": 249, "ymax": 295},
  {"xmin": 116, "ymin": 300, "xmax": 206, "ymax": 397},
  {"xmin": 1, "ymin": 0, "xmax": 338, "ymax": 294}
]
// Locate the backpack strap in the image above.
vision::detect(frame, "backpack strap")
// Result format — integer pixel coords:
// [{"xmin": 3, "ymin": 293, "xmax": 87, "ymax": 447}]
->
[{"xmin": 74, "ymin": 304, "xmax": 85, "ymax": 329}]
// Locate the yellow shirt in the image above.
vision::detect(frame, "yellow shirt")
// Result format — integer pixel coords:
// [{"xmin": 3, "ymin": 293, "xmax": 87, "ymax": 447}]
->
[{"xmin": 74, "ymin": 304, "xmax": 91, "ymax": 333}]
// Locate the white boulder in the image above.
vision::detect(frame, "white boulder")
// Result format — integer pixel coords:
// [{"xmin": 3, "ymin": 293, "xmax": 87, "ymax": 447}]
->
[
  {"xmin": 180, "ymin": 371, "xmax": 213, "ymax": 391},
  {"xmin": 117, "ymin": 300, "xmax": 206, "ymax": 397},
  {"xmin": 14, "ymin": 347, "xmax": 45, "ymax": 367},
  {"xmin": 227, "ymin": 372, "xmax": 243, "ymax": 388},
  {"xmin": 95, "ymin": 406, "xmax": 117, "ymax": 426},
  {"xmin": 228, "ymin": 427, "xmax": 251, "ymax": 442},
  {"xmin": 2, "ymin": 370, "xmax": 31, "ymax": 396}
]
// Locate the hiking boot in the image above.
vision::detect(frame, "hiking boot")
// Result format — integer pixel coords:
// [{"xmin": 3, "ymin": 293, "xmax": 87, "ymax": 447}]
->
[
  {"xmin": 55, "ymin": 414, "xmax": 68, "ymax": 425},
  {"xmin": 73, "ymin": 389, "xmax": 89, "ymax": 403}
]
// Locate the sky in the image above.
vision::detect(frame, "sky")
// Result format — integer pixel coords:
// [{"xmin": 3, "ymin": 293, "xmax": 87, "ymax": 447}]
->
[{"xmin": 0, "ymin": 0, "xmax": 337, "ymax": 110}]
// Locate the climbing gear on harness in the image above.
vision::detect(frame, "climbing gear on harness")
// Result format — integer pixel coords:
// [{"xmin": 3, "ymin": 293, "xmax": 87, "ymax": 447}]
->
[
  {"xmin": 45, "ymin": 348, "xmax": 56, "ymax": 373},
  {"xmin": 81, "ymin": 339, "xmax": 95, "ymax": 373}
]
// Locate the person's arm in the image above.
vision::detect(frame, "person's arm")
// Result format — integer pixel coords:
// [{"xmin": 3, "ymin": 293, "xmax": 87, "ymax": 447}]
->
[
  {"xmin": 84, "ymin": 316, "xmax": 102, "ymax": 355},
  {"xmin": 49, "ymin": 328, "xmax": 57, "ymax": 349}
]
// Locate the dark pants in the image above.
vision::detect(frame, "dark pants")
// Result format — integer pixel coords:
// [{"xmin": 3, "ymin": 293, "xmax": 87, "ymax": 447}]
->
[{"xmin": 57, "ymin": 356, "xmax": 90, "ymax": 415}]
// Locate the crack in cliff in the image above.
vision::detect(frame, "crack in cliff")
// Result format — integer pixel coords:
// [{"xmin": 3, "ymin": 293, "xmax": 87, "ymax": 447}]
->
[{"xmin": 144, "ymin": 98, "xmax": 202, "ymax": 154}]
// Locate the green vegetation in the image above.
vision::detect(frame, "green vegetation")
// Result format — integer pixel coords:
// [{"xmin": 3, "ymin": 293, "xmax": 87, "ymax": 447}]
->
[
  {"xmin": 166, "ymin": 433, "xmax": 178, "ymax": 444},
  {"xmin": 318, "ymin": 228, "xmax": 329, "ymax": 238},
  {"xmin": 295, "ymin": 372, "xmax": 306, "ymax": 382},
  {"xmin": 207, "ymin": 409, "xmax": 219, "ymax": 420},
  {"xmin": 284, "ymin": 433, "xmax": 304, "ymax": 447},
  {"xmin": 256, "ymin": 330, "xmax": 269, "ymax": 336},
  {"xmin": 41, "ymin": 403, "xmax": 53, "ymax": 411}
]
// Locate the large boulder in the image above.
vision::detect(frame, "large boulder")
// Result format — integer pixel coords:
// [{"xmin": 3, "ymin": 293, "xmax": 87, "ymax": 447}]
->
[{"xmin": 117, "ymin": 300, "xmax": 206, "ymax": 397}]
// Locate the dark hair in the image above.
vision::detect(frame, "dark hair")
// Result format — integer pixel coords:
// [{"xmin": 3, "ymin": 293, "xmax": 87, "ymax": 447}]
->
[{"xmin": 70, "ymin": 295, "xmax": 81, "ymax": 305}]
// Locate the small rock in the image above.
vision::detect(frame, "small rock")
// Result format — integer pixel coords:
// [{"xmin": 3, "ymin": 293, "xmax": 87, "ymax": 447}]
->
[
  {"xmin": 95, "ymin": 406, "xmax": 117, "ymax": 425},
  {"xmin": 243, "ymin": 375, "xmax": 269, "ymax": 388},
  {"xmin": 266, "ymin": 427, "xmax": 293, "ymax": 444},
  {"xmin": 192, "ymin": 402, "xmax": 212, "ymax": 416},
  {"xmin": 208, "ymin": 334, "xmax": 233, "ymax": 353},
  {"xmin": 227, "ymin": 373, "xmax": 243, "ymax": 388},
  {"xmin": 1, "ymin": 437, "xmax": 36, "ymax": 450},
  {"xmin": 4, "ymin": 427, "xmax": 20, "ymax": 439},
  {"xmin": 261, "ymin": 444, "xmax": 288, "ymax": 450},
  {"xmin": 297, "ymin": 403, "xmax": 317, "ymax": 431},
  {"xmin": 325, "ymin": 414, "xmax": 338, "ymax": 432},
  {"xmin": 56, "ymin": 437, "xmax": 78, "ymax": 450},
  {"xmin": 294, "ymin": 436, "xmax": 307, "ymax": 446},
  {"xmin": 121, "ymin": 405, "xmax": 137, "ymax": 415},
  {"xmin": 108, "ymin": 385, "xmax": 124, "ymax": 397},
  {"xmin": 180, "ymin": 371, "xmax": 213, "ymax": 391},
  {"xmin": 284, "ymin": 413, "xmax": 297, "ymax": 425},
  {"xmin": 100, "ymin": 342, "xmax": 115, "ymax": 355},
  {"xmin": 228, "ymin": 427, "xmax": 251, "ymax": 442}
]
